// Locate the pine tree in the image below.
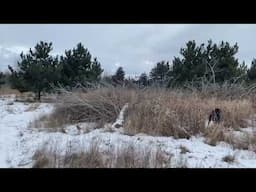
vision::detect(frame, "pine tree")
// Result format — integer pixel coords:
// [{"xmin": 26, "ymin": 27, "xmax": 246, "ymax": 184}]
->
[
  {"xmin": 8, "ymin": 65, "xmax": 28, "ymax": 92},
  {"xmin": 112, "ymin": 67, "xmax": 125, "ymax": 85},
  {"xmin": 60, "ymin": 43, "xmax": 103, "ymax": 88},
  {"xmin": 212, "ymin": 41, "xmax": 241, "ymax": 83},
  {"xmin": 138, "ymin": 72, "xmax": 148, "ymax": 86},
  {"xmin": 88, "ymin": 57, "xmax": 104, "ymax": 82},
  {"xmin": 168, "ymin": 40, "xmax": 246, "ymax": 87},
  {"xmin": 170, "ymin": 40, "xmax": 206, "ymax": 86},
  {"xmin": 247, "ymin": 59, "xmax": 256, "ymax": 82},
  {"xmin": 8, "ymin": 41, "xmax": 61, "ymax": 100},
  {"xmin": 150, "ymin": 61, "xmax": 170, "ymax": 86},
  {"xmin": 0, "ymin": 72, "xmax": 5, "ymax": 88}
]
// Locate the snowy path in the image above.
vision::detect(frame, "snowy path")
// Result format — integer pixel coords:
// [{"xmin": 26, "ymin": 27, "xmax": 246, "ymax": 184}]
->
[{"xmin": 0, "ymin": 98, "xmax": 53, "ymax": 168}]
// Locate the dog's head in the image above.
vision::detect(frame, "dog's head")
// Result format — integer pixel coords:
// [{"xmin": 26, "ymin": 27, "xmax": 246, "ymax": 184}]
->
[
  {"xmin": 214, "ymin": 108, "xmax": 221, "ymax": 122},
  {"xmin": 214, "ymin": 108, "xmax": 221, "ymax": 115},
  {"xmin": 208, "ymin": 108, "xmax": 221, "ymax": 123}
]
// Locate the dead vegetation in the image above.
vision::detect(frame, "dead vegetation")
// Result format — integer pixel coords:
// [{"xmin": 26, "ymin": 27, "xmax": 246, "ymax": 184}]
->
[
  {"xmin": 15, "ymin": 92, "xmax": 35, "ymax": 102},
  {"xmin": 32, "ymin": 141, "xmax": 173, "ymax": 168},
  {"xmin": 0, "ymin": 86, "xmax": 21, "ymax": 96},
  {"xmin": 124, "ymin": 89, "xmax": 254, "ymax": 139},
  {"xmin": 204, "ymin": 124, "xmax": 227, "ymax": 146},
  {"xmin": 31, "ymin": 87, "xmax": 136, "ymax": 130}
]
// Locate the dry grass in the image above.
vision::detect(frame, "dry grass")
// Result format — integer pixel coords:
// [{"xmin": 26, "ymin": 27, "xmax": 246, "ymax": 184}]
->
[
  {"xmin": 32, "ymin": 87, "xmax": 137, "ymax": 131},
  {"xmin": 204, "ymin": 124, "xmax": 228, "ymax": 146},
  {"xmin": 15, "ymin": 92, "xmax": 35, "ymax": 103},
  {"xmin": 62, "ymin": 141, "xmax": 104, "ymax": 168},
  {"xmin": 0, "ymin": 87, "xmax": 21, "ymax": 96},
  {"xmin": 124, "ymin": 89, "xmax": 254, "ymax": 139},
  {"xmin": 227, "ymin": 130, "xmax": 256, "ymax": 150},
  {"xmin": 113, "ymin": 145, "xmax": 172, "ymax": 168},
  {"xmin": 32, "ymin": 150, "xmax": 51, "ymax": 168},
  {"xmin": 32, "ymin": 142, "xmax": 173, "ymax": 168},
  {"xmin": 30, "ymin": 115, "xmax": 67, "ymax": 131},
  {"xmin": 204, "ymin": 124, "xmax": 256, "ymax": 150}
]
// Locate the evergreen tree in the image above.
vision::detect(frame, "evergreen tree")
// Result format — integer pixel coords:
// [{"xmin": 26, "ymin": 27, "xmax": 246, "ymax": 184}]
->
[
  {"xmin": 247, "ymin": 59, "xmax": 256, "ymax": 82},
  {"xmin": 8, "ymin": 65, "xmax": 28, "ymax": 92},
  {"xmin": 8, "ymin": 41, "xmax": 61, "ymax": 100},
  {"xmin": 0, "ymin": 72, "xmax": 5, "ymax": 88},
  {"xmin": 170, "ymin": 40, "xmax": 210, "ymax": 86},
  {"xmin": 138, "ymin": 72, "xmax": 148, "ymax": 86},
  {"xmin": 212, "ymin": 41, "xmax": 241, "ymax": 83},
  {"xmin": 169, "ymin": 40, "xmax": 246, "ymax": 87},
  {"xmin": 88, "ymin": 57, "xmax": 103, "ymax": 82},
  {"xmin": 60, "ymin": 43, "xmax": 103, "ymax": 88},
  {"xmin": 112, "ymin": 67, "xmax": 125, "ymax": 84},
  {"xmin": 150, "ymin": 61, "xmax": 170, "ymax": 86}
]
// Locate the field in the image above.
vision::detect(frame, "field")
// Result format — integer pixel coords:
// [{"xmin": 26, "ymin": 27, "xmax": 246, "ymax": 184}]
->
[{"xmin": 1, "ymin": 87, "xmax": 256, "ymax": 168}]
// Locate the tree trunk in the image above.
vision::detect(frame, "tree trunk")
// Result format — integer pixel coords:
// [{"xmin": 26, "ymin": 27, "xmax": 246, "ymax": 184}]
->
[
  {"xmin": 208, "ymin": 64, "xmax": 216, "ymax": 86},
  {"xmin": 211, "ymin": 67, "xmax": 216, "ymax": 85},
  {"xmin": 37, "ymin": 90, "xmax": 41, "ymax": 101}
]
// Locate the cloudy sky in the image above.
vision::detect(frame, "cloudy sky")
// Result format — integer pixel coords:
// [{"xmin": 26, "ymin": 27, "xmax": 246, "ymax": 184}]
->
[{"xmin": 0, "ymin": 24, "xmax": 255, "ymax": 77}]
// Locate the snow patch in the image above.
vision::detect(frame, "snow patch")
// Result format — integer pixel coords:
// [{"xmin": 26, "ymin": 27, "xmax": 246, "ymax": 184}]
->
[{"xmin": 0, "ymin": 98, "xmax": 54, "ymax": 167}]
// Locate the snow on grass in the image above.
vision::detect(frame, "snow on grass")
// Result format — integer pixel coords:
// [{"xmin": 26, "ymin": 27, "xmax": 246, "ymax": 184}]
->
[
  {"xmin": 0, "ymin": 97, "xmax": 54, "ymax": 167},
  {"xmin": 28, "ymin": 130, "xmax": 256, "ymax": 168},
  {"xmin": 63, "ymin": 122, "xmax": 98, "ymax": 135},
  {"xmin": 1, "ymin": 97, "xmax": 256, "ymax": 168}
]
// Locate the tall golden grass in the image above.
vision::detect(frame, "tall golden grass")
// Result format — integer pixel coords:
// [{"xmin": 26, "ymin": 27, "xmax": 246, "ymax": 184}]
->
[
  {"xmin": 124, "ymin": 89, "xmax": 254, "ymax": 138},
  {"xmin": 32, "ymin": 141, "xmax": 173, "ymax": 168}
]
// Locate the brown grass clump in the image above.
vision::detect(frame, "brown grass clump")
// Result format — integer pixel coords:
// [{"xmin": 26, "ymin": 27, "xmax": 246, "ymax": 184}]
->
[
  {"xmin": 32, "ymin": 87, "xmax": 137, "ymax": 130},
  {"xmin": 0, "ymin": 87, "xmax": 21, "ymax": 96},
  {"xmin": 124, "ymin": 89, "xmax": 254, "ymax": 138},
  {"xmin": 32, "ymin": 142, "xmax": 173, "ymax": 168}
]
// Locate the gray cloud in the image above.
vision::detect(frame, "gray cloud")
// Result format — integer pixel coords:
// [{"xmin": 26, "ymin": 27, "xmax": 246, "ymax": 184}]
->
[
  {"xmin": 0, "ymin": 24, "xmax": 256, "ymax": 75},
  {"xmin": 0, "ymin": 45, "xmax": 28, "ymax": 72}
]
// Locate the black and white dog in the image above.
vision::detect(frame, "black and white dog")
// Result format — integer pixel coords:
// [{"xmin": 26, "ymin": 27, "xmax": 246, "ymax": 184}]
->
[{"xmin": 207, "ymin": 108, "xmax": 221, "ymax": 127}]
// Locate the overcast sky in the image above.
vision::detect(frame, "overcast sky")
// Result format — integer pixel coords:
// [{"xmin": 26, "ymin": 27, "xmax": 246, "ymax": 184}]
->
[{"xmin": 0, "ymin": 24, "xmax": 256, "ymax": 77}]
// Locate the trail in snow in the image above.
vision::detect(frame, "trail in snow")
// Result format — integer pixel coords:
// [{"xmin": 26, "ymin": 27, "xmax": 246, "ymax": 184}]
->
[{"xmin": 0, "ymin": 97, "xmax": 53, "ymax": 168}]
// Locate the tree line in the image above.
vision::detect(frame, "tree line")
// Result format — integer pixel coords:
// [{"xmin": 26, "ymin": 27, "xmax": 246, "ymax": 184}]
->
[{"xmin": 1, "ymin": 39, "xmax": 256, "ymax": 100}]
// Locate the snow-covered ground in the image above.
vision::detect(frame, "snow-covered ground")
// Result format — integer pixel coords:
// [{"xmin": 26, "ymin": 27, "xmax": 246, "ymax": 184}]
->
[
  {"xmin": 1, "ymin": 96, "xmax": 256, "ymax": 168},
  {"xmin": 0, "ymin": 96, "xmax": 54, "ymax": 167}
]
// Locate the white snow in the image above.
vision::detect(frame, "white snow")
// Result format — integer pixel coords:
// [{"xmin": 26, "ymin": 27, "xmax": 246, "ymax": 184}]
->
[
  {"xmin": 112, "ymin": 103, "xmax": 128, "ymax": 129},
  {"xmin": 0, "ymin": 97, "xmax": 54, "ymax": 167},
  {"xmin": 1, "ymin": 96, "xmax": 256, "ymax": 168}
]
